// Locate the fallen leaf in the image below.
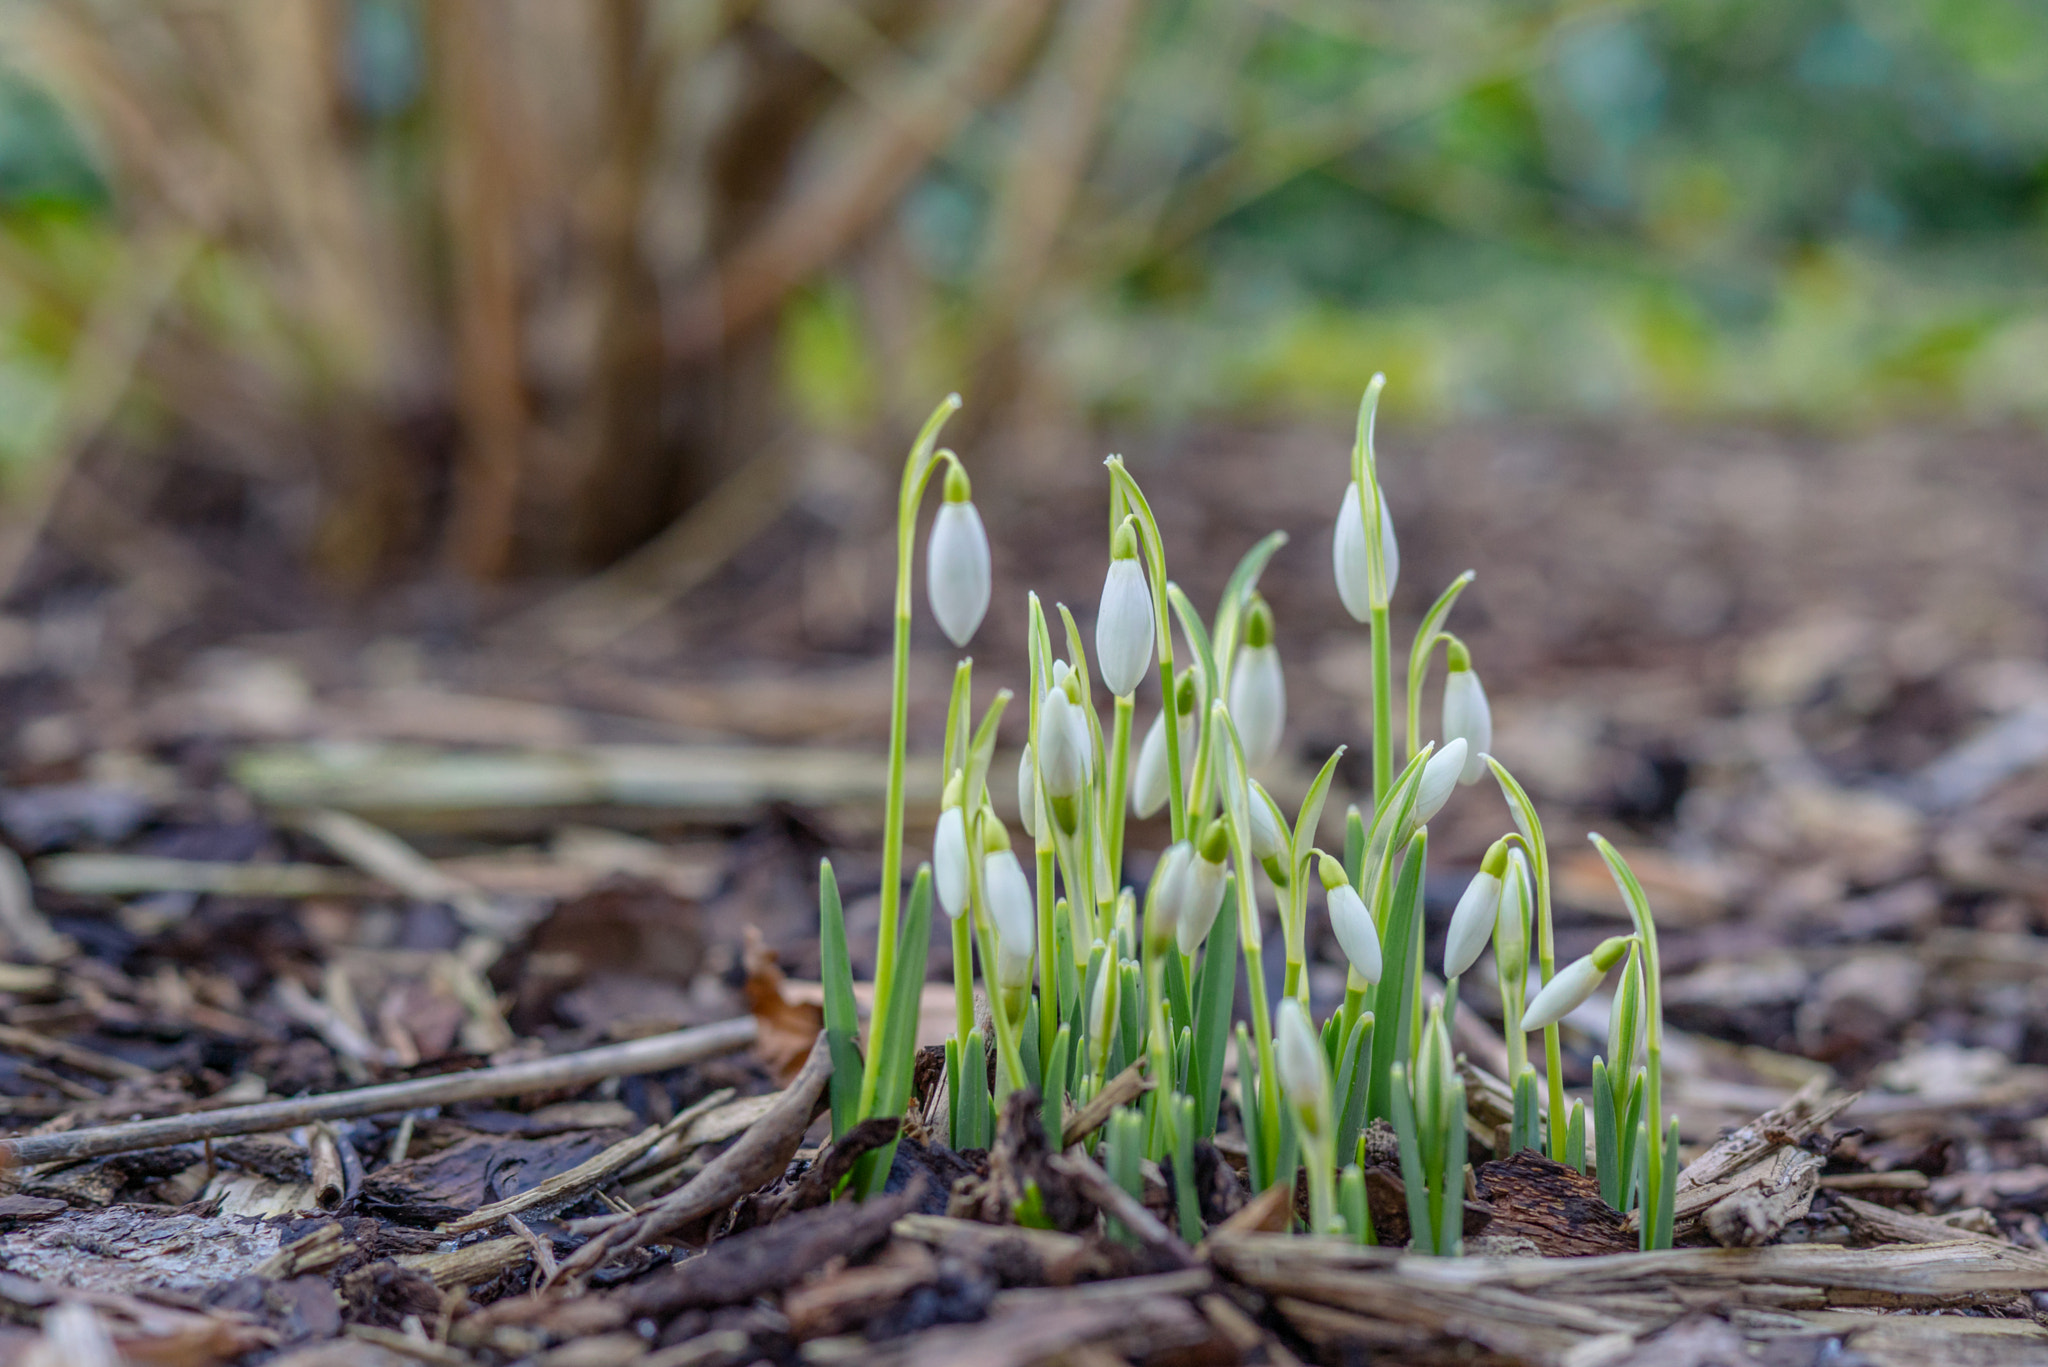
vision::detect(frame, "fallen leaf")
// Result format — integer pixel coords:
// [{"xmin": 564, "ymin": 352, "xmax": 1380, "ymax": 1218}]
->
[{"xmin": 744, "ymin": 925, "xmax": 824, "ymax": 1083}]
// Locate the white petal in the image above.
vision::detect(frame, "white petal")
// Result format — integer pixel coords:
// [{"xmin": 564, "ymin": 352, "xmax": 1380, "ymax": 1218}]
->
[
  {"xmin": 1495, "ymin": 849, "xmax": 1532, "ymax": 971},
  {"xmin": 1520, "ymin": 954, "xmax": 1605, "ymax": 1031},
  {"xmin": 1379, "ymin": 493, "xmax": 1400, "ymax": 601},
  {"xmin": 1037, "ymin": 690, "xmax": 1089, "ymax": 798},
  {"xmin": 1227, "ymin": 645, "xmax": 1286, "ymax": 769},
  {"xmin": 1249, "ymin": 782, "xmax": 1286, "ymax": 860},
  {"xmin": 1132, "ymin": 710, "xmax": 1170, "ymax": 818},
  {"xmin": 926, "ymin": 502, "xmax": 991, "ymax": 647},
  {"xmin": 1094, "ymin": 559, "xmax": 1154, "ymax": 698},
  {"xmin": 1413, "ymin": 738, "xmax": 1466, "ymax": 826},
  {"xmin": 1442, "ymin": 670, "xmax": 1492, "ymax": 785},
  {"xmin": 1147, "ymin": 841, "xmax": 1193, "ymax": 949},
  {"xmin": 1275, "ymin": 998, "xmax": 1327, "ymax": 1114},
  {"xmin": 935, "ymin": 807, "xmax": 970, "ymax": 919},
  {"xmin": 1443, "ymin": 871, "xmax": 1502, "ymax": 979},
  {"xmin": 1333, "ymin": 483, "xmax": 1371, "ymax": 623},
  {"xmin": 1016, "ymin": 746, "xmax": 1039, "ymax": 839},
  {"xmin": 1176, "ymin": 854, "xmax": 1229, "ymax": 956},
  {"xmin": 984, "ymin": 850, "xmax": 1036, "ymax": 990},
  {"xmin": 1327, "ymin": 882, "xmax": 1382, "ymax": 983}
]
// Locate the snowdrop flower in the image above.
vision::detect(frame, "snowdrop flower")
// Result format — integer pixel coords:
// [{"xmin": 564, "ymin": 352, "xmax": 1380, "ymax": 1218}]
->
[
  {"xmin": 1520, "ymin": 935, "xmax": 1634, "ymax": 1032},
  {"xmin": 1332, "ymin": 480, "xmax": 1400, "ymax": 622},
  {"xmin": 1319, "ymin": 852, "xmax": 1381, "ymax": 984},
  {"xmin": 1176, "ymin": 819, "xmax": 1232, "ymax": 956},
  {"xmin": 1443, "ymin": 837, "xmax": 1511, "ymax": 979},
  {"xmin": 983, "ymin": 828, "xmax": 1036, "ymax": 1010},
  {"xmin": 1496, "ymin": 848, "xmax": 1532, "ymax": 987},
  {"xmin": 1412, "ymin": 738, "xmax": 1466, "ymax": 828},
  {"xmin": 1095, "ymin": 519, "xmax": 1154, "ymax": 698},
  {"xmin": 1248, "ymin": 780, "xmax": 1287, "ymax": 862},
  {"xmin": 1275, "ymin": 997, "xmax": 1330, "ymax": 1135},
  {"xmin": 926, "ymin": 464, "xmax": 990, "ymax": 647},
  {"xmin": 1132, "ymin": 672, "xmax": 1196, "ymax": 818},
  {"xmin": 1016, "ymin": 745, "xmax": 1039, "ymax": 839},
  {"xmin": 934, "ymin": 774, "xmax": 970, "ymax": 920},
  {"xmin": 1227, "ymin": 596, "xmax": 1285, "ymax": 768},
  {"xmin": 1441, "ymin": 641, "xmax": 1491, "ymax": 786},
  {"xmin": 1144, "ymin": 840, "xmax": 1193, "ymax": 957},
  {"xmin": 1036, "ymin": 680, "xmax": 1092, "ymax": 803}
]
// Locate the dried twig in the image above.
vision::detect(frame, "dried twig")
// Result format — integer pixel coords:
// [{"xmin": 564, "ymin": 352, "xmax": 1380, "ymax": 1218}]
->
[
  {"xmin": 555, "ymin": 1031, "xmax": 833, "ymax": 1280},
  {"xmin": 1046, "ymin": 1148, "xmax": 1195, "ymax": 1268},
  {"xmin": 1061, "ymin": 1057, "xmax": 1150, "ymax": 1149},
  {"xmin": 0, "ymin": 1016, "xmax": 757, "ymax": 1167}
]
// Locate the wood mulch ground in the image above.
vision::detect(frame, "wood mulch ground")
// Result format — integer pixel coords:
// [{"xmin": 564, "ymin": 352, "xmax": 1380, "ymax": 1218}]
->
[{"xmin": 0, "ymin": 419, "xmax": 2044, "ymax": 1365}]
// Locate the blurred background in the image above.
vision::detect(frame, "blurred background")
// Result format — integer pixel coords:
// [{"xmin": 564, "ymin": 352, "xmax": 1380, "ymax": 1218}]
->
[{"xmin": 0, "ymin": 1, "xmax": 2045, "ymax": 1108}]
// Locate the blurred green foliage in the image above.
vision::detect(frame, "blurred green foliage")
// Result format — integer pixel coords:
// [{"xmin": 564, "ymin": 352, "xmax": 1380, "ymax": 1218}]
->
[{"xmin": 3, "ymin": 0, "xmax": 2045, "ymax": 452}]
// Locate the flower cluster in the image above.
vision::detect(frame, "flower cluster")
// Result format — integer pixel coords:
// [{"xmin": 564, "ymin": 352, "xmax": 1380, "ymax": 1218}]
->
[{"xmin": 817, "ymin": 380, "xmax": 1675, "ymax": 1251}]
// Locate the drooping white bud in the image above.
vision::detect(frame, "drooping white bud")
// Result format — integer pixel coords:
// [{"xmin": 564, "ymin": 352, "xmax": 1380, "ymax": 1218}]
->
[
  {"xmin": 1333, "ymin": 480, "xmax": 1400, "ymax": 623},
  {"xmin": 1441, "ymin": 642, "xmax": 1491, "ymax": 786},
  {"xmin": 1227, "ymin": 598, "xmax": 1285, "ymax": 769},
  {"xmin": 1321, "ymin": 851, "xmax": 1382, "ymax": 985},
  {"xmin": 1520, "ymin": 935, "xmax": 1633, "ymax": 1032},
  {"xmin": 1248, "ymin": 781, "xmax": 1287, "ymax": 862},
  {"xmin": 1016, "ymin": 745, "xmax": 1039, "ymax": 839},
  {"xmin": 984, "ymin": 847, "xmax": 1036, "ymax": 994},
  {"xmin": 1496, "ymin": 847, "xmax": 1532, "ymax": 984},
  {"xmin": 1442, "ymin": 838, "xmax": 1510, "ymax": 979},
  {"xmin": 1275, "ymin": 997, "xmax": 1330, "ymax": 1131},
  {"xmin": 935, "ymin": 803, "xmax": 970, "ymax": 920},
  {"xmin": 1095, "ymin": 522, "xmax": 1154, "ymax": 698},
  {"xmin": 1036, "ymin": 687, "xmax": 1091, "ymax": 800},
  {"xmin": 1412, "ymin": 738, "xmax": 1467, "ymax": 827},
  {"xmin": 1177, "ymin": 820, "xmax": 1232, "ymax": 956},
  {"xmin": 926, "ymin": 466, "xmax": 990, "ymax": 647},
  {"xmin": 1145, "ymin": 841, "xmax": 1193, "ymax": 957},
  {"xmin": 1132, "ymin": 672, "xmax": 1197, "ymax": 819}
]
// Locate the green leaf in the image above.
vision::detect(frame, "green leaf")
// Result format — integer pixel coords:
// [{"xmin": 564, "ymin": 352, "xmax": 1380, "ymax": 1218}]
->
[
  {"xmin": 817, "ymin": 859, "xmax": 862, "ymax": 1140},
  {"xmin": 1042, "ymin": 1025, "xmax": 1070, "ymax": 1150},
  {"xmin": 1403, "ymin": 571, "xmax": 1475, "ymax": 759},
  {"xmin": 1291, "ymin": 746, "xmax": 1347, "ymax": 877},
  {"xmin": 1210, "ymin": 530, "xmax": 1289, "ymax": 681},
  {"xmin": 1169, "ymin": 1093, "xmax": 1203, "ymax": 1244},
  {"xmin": 1236, "ymin": 1022, "xmax": 1266, "ymax": 1190},
  {"xmin": 1191, "ymin": 897, "xmax": 1239, "ymax": 1136},
  {"xmin": 1592, "ymin": 1058, "xmax": 1618, "ymax": 1207},
  {"xmin": 859, "ymin": 865, "xmax": 935, "ymax": 1197},
  {"xmin": 1340, "ymin": 1164, "xmax": 1373, "ymax": 1245},
  {"xmin": 1565, "ymin": 1099, "xmax": 1586, "ymax": 1175},
  {"xmin": 1333, "ymin": 1010, "xmax": 1373, "ymax": 1163},
  {"xmin": 1367, "ymin": 833, "xmax": 1427, "ymax": 1123},
  {"xmin": 1166, "ymin": 583, "xmax": 1220, "ymax": 725},
  {"xmin": 1389, "ymin": 1063, "xmax": 1434, "ymax": 1254},
  {"xmin": 962, "ymin": 689, "xmax": 1013, "ymax": 816}
]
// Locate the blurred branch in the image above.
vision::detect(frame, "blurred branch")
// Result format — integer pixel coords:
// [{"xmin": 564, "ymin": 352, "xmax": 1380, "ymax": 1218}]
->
[
  {"xmin": 972, "ymin": 0, "xmax": 1147, "ymax": 350},
  {"xmin": 433, "ymin": 0, "xmax": 530, "ymax": 581},
  {"xmin": 667, "ymin": 0, "xmax": 1057, "ymax": 362}
]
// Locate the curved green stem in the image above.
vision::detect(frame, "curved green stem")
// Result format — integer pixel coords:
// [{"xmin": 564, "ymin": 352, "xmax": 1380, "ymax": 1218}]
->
[
  {"xmin": 1370, "ymin": 605, "xmax": 1393, "ymax": 811},
  {"xmin": 1106, "ymin": 695, "xmax": 1133, "ymax": 886},
  {"xmin": 1104, "ymin": 458, "xmax": 1186, "ymax": 843}
]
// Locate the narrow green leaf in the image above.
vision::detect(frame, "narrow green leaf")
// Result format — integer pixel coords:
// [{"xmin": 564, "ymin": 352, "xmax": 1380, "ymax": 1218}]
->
[
  {"xmin": 1042, "ymin": 1025, "xmax": 1070, "ymax": 1150},
  {"xmin": 1367, "ymin": 834, "xmax": 1427, "ymax": 1122},
  {"xmin": 817, "ymin": 859, "xmax": 862, "ymax": 1140},
  {"xmin": 1192, "ymin": 894, "xmax": 1239, "ymax": 1136},
  {"xmin": 1340, "ymin": 1164, "xmax": 1373, "ymax": 1245},
  {"xmin": 1210, "ymin": 530, "xmax": 1289, "ymax": 680},
  {"xmin": 859, "ymin": 865, "xmax": 934, "ymax": 1197},
  {"xmin": 1390, "ymin": 1064, "xmax": 1434, "ymax": 1253}
]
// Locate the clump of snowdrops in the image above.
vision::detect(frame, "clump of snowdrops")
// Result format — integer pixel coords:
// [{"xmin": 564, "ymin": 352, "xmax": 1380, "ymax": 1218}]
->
[{"xmin": 815, "ymin": 379, "xmax": 1677, "ymax": 1252}]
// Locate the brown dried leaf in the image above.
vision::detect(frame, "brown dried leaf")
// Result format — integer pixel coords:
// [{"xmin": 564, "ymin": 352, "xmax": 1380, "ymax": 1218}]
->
[{"xmin": 743, "ymin": 925, "xmax": 824, "ymax": 1084}]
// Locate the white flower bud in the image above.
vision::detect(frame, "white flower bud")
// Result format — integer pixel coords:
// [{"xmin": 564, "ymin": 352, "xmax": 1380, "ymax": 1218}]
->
[
  {"xmin": 1016, "ymin": 745, "xmax": 1039, "ymax": 839},
  {"xmin": 1248, "ymin": 781, "xmax": 1287, "ymax": 861},
  {"xmin": 1275, "ymin": 997, "xmax": 1329, "ymax": 1132},
  {"xmin": 1177, "ymin": 821, "xmax": 1232, "ymax": 956},
  {"xmin": 1228, "ymin": 599, "xmax": 1285, "ymax": 769},
  {"xmin": 1326, "ymin": 879, "xmax": 1381, "ymax": 985},
  {"xmin": 1520, "ymin": 936, "xmax": 1632, "ymax": 1032},
  {"xmin": 1095, "ymin": 529, "xmax": 1153, "ymax": 698},
  {"xmin": 1036, "ymin": 687, "xmax": 1091, "ymax": 800},
  {"xmin": 1412, "ymin": 738, "xmax": 1466, "ymax": 828},
  {"xmin": 1145, "ymin": 841, "xmax": 1193, "ymax": 956},
  {"xmin": 935, "ymin": 805, "xmax": 970, "ymax": 920},
  {"xmin": 1443, "ymin": 873, "xmax": 1501, "ymax": 981},
  {"xmin": 1441, "ymin": 646, "xmax": 1491, "ymax": 786},
  {"xmin": 984, "ymin": 848, "xmax": 1036, "ymax": 992},
  {"xmin": 1333, "ymin": 480, "xmax": 1400, "ymax": 623},
  {"xmin": 1496, "ymin": 847, "xmax": 1532, "ymax": 983},
  {"xmin": 1443, "ymin": 837, "xmax": 1511, "ymax": 979},
  {"xmin": 926, "ymin": 474, "xmax": 990, "ymax": 648}
]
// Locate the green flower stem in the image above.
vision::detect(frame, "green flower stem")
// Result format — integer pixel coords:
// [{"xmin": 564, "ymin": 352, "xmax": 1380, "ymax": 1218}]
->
[
  {"xmin": 1106, "ymin": 694, "xmax": 1133, "ymax": 887},
  {"xmin": 1242, "ymin": 941, "xmax": 1282, "ymax": 1181},
  {"xmin": 952, "ymin": 911, "xmax": 975, "ymax": 1050},
  {"xmin": 1281, "ymin": 958, "xmax": 1302, "ymax": 1006},
  {"xmin": 1304, "ymin": 1131, "xmax": 1338, "ymax": 1235},
  {"xmin": 968, "ymin": 842, "xmax": 1027, "ymax": 1097},
  {"xmin": 1144, "ymin": 955, "xmax": 1173, "ymax": 1156},
  {"xmin": 1370, "ymin": 603, "xmax": 1393, "ymax": 812},
  {"xmin": 1103, "ymin": 458, "xmax": 1187, "ymax": 843},
  {"xmin": 1340, "ymin": 978, "xmax": 1368, "ymax": 1041},
  {"xmin": 864, "ymin": 398, "xmax": 961, "ymax": 1119},
  {"xmin": 1036, "ymin": 843, "xmax": 1060, "ymax": 1064},
  {"xmin": 1536, "ymin": 872, "xmax": 1564, "ymax": 1163}
]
